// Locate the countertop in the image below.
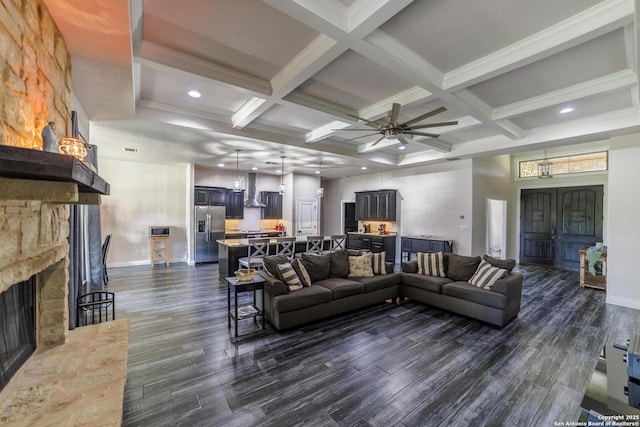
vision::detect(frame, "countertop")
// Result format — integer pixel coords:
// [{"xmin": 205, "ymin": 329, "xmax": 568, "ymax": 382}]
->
[
  {"xmin": 217, "ymin": 235, "xmax": 330, "ymax": 247},
  {"xmin": 347, "ymin": 232, "xmax": 397, "ymax": 236}
]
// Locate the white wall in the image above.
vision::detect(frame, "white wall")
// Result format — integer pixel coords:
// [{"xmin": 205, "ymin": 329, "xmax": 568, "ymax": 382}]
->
[
  {"xmin": 472, "ymin": 155, "xmax": 515, "ymax": 258},
  {"xmin": 607, "ymin": 134, "xmax": 640, "ymax": 309},
  {"xmin": 100, "ymin": 158, "xmax": 189, "ymax": 267}
]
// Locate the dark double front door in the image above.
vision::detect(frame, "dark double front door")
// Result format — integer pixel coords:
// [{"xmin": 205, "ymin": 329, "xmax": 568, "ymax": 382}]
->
[{"xmin": 520, "ymin": 185, "xmax": 603, "ymax": 269}]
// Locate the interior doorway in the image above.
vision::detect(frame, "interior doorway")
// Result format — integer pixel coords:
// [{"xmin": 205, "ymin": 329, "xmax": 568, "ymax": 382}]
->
[
  {"xmin": 486, "ymin": 198, "xmax": 507, "ymax": 259},
  {"xmin": 296, "ymin": 199, "xmax": 318, "ymax": 236}
]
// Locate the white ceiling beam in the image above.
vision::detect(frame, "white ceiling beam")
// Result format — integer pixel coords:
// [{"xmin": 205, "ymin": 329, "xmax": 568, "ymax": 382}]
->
[
  {"xmin": 136, "ymin": 41, "xmax": 272, "ymax": 96},
  {"xmin": 492, "ymin": 69, "xmax": 638, "ymax": 120},
  {"xmin": 357, "ymin": 86, "xmax": 432, "ymax": 120},
  {"xmin": 452, "ymin": 89, "xmax": 524, "ymax": 138},
  {"xmin": 444, "ymin": 0, "xmax": 635, "ymax": 90},
  {"xmin": 346, "ymin": 0, "xmax": 414, "ymax": 37}
]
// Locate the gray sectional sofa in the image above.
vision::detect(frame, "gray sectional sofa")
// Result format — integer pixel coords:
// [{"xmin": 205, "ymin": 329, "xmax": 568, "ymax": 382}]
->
[
  {"xmin": 257, "ymin": 250, "xmax": 523, "ymax": 330},
  {"xmin": 401, "ymin": 253, "xmax": 523, "ymax": 327}
]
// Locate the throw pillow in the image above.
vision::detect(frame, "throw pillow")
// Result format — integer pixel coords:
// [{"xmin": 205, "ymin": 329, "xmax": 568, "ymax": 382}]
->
[
  {"xmin": 291, "ymin": 258, "xmax": 312, "ymax": 287},
  {"xmin": 262, "ymin": 255, "xmax": 290, "ymax": 277},
  {"xmin": 417, "ymin": 252, "xmax": 445, "ymax": 277},
  {"xmin": 482, "ymin": 255, "xmax": 516, "ymax": 273},
  {"xmin": 445, "ymin": 253, "xmax": 481, "ymax": 281},
  {"xmin": 301, "ymin": 253, "xmax": 331, "ymax": 283},
  {"xmin": 371, "ymin": 251, "xmax": 387, "ymax": 275},
  {"xmin": 468, "ymin": 259, "xmax": 508, "ymax": 289},
  {"xmin": 329, "ymin": 249, "xmax": 349, "ymax": 278},
  {"xmin": 347, "ymin": 253, "xmax": 374, "ymax": 278},
  {"xmin": 276, "ymin": 262, "xmax": 303, "ymax": 291}
]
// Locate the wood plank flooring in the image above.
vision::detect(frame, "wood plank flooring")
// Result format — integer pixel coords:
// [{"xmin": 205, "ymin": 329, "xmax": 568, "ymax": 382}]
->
[{"xmin": 108, "ymin": 263, "xmax": 639, "ymax": 426}]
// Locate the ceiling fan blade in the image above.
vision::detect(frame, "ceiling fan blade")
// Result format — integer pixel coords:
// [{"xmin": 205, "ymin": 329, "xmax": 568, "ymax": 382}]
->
[
  {"xmin": 397, "ymin": 135, "xmax": 410, "ymax": 145},
  {"xmin": 407, "ymin": 120, "xmax": 458, "ymax": 130},
  {"xmin": 402, "ymin": 106, "xmax": 447, "ymax": 127},
  {"xmin": 333, "ymin": 128, "xmax": 378, "ymax": 131},
  {"xmin": 406, "ymin": 131, "xmax": 440, "ymax": 138},
  {"xmin": 390, "ymin": 103, "xmax": 401, "ymax": 124},
  {"xmin": 346, "ymin": 113, "xmax": 384, "ymax": 129},
  {"xmin": 371, "ymin": 135, "xmax": 386, "ymax": 146},
  {"xmin": 342, "ymin": 132, "xmax": 382, "ymax": 141}
]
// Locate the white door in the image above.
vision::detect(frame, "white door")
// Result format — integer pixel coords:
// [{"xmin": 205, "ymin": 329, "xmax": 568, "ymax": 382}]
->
[
  {"xmin": 296, "ymin": 199, "xmax": 318, "ymax": 236},
  {"xmin": 486, "ymin": 198, "xmax": 507, "ymax": 259}
]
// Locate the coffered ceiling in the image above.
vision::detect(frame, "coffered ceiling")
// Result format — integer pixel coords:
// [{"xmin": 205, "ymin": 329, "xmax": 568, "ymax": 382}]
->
[{"xmin": 44, "ymin": 0, "xmax": 640, "ymax": 179}]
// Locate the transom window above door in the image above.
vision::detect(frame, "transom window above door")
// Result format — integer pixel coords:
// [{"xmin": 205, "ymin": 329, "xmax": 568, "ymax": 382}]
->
[{"xmin": 518, "ymin": 151, "xmax": 608, "ymax": 178}]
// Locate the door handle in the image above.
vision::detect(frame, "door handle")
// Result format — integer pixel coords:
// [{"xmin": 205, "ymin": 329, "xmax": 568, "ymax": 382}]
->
[{"xmin": 206, "ymin": 215, "xmax": 211, "ymax": 242}]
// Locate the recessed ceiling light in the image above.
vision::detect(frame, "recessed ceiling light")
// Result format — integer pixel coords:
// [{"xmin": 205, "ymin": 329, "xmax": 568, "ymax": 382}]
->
[
  {"xmin": 188, "ymin": 90, "xmax": 201, "ymax": 98},
  {"xmin": 218, "ymin": 163, "xmax": 224, "ymax": 167},
  {"xmin": 276, "ymin": 169, "xmax": 282, "ymax": 174},
  {"xmin": 398, "ymin": 145, "xmax": 406, "ymax": 150},
  {"xmin": 251, "ymin": 167, "xmax": 258, "ymax": 171},
  {"xmin": 314, "ymin": 170, "xmax": 320, "ymax": 174},
  {"xmin": 361, "ymin": 166, "xmax": 367, "ymax": 170},
  {"xmin": 559, "ymin": 107, "xmax": 574, "ymax": 114}
]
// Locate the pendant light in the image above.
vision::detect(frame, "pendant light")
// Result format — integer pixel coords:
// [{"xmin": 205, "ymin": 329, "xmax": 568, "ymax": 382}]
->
[
  {"xmin": 316, "ymin": 161, "xmax": 324, "ymax": 198},
  {"xmin": 278, "ymin": 156, "xmax": 286, "ymax": 195},
  {"xmin": 233, "ymin": 149, "xmax": 242, "ymax": 192},
  {"xmin": 538, "ymin": 148, "xmax": 553, "ymax": 179}
]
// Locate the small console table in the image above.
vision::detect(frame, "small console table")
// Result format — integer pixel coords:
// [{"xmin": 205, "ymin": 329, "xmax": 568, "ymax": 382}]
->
[
  {"xmin": 225, "ymin": 275, "xmax": 265, "ymax": 337},
  {"xmin": 149, "ymin": 236, "xmax": 170, "ymax": 267},
  {"xmin": 401, "ymin": 236, "xmax": 453, "ymax": 261}
]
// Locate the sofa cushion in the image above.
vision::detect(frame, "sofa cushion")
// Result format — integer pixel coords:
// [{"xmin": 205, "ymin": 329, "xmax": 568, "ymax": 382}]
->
[
  {"xmin": 276, "ymin": 263, "xmax": 303, "ymax": 291},
  {"xmin": 483, "ymin": 255, "xmax": 516, "ymax": 273},
  {"xmin": 468, "ymin": 259, "xmax": 508, "ymax": 289},
  {"xmin": 355, "ymin": 272, "xmax": 401, "ymax": 293},
  {"xmin": 348, "ymin": 253, "xmax": 374, "ymax": 278},
  {"xmin": 329, "ymin": 250, "xmax": 349, "ymax": 278},
  {"xmin": 372, "ymin": 252, "xmax": 387, "ymax": 275},
  {"xmin": 291, "ymin": 258, "xmax": 312, "ymax": 287},
  {"xmin": 445, "ymin": 253, "xmax": 481, "ymax": 281},
  {"xmin": 442, "ymin": 281, "xmax": 507, "ymax": 309},
  {"xmin": 301, "ymin": 253, "xmax": 332, "ymax": 283},
  {"xmin": 417, "ymin": 252, "xmax": 445, "ymax": 277},
  {"xmin": 315, "ymin": 278, "xmax": 364, "ymax": 299},
  {"xmin": 262, "ymin": 254, "xmax": 290, "ymax": 277},
  {"xmin": 272, "ymin": 285, "xmax": 333, "ymax": 313},
  {"xmin": 400, "ymin": 272, "xmax": 452, "ymax": 293}
]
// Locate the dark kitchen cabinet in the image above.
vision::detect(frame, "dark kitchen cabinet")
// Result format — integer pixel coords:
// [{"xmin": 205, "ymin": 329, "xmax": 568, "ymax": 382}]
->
[
  {"xmin": 260, "ymin": 191, "xmax": 282, "ymax": 219},
  {"xmin": 225, "ymin": 190, "xmax": 245, "ymax": 219},
  {"xmin": 400, "ymin": 237, "xmax": 453, "ymax": 261},
  {"xmin": 347, "ymin": 233, "xmax": 396, "ymax": 262},
  {"xmin": 355, "ymin": 190, "xmax": 396, "ymax": 221},
  {"xmin": 194, "ymin": 186, "xmax": 227, "ymax": 206}
]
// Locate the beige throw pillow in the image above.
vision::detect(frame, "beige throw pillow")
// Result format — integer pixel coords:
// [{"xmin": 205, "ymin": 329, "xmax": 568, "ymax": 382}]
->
[{"xmin": 347, "ymin": 253, "xmax": 374, "ymax": 278}]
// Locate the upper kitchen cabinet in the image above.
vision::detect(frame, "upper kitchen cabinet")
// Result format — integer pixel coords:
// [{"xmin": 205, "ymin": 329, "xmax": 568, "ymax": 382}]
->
[
  {"xmin": 194, "ymin": 186, "xmax": 227, "ymax": 206},
  {"xmin": 355, "ymin": 190, "xmax": 397, "ymax": 221},
  {"xmin": 260, "ymin": 191, "xmax": 282, "ymax": 219},
  {"xmin": 225, "ymin": 190, "xmax": 244, "ymax": 219}
]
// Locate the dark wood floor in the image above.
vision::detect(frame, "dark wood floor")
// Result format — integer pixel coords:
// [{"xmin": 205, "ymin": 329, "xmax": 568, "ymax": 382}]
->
[{"xmin": 108, "ymin": 263, "xmax": 639, "ymax": 426}]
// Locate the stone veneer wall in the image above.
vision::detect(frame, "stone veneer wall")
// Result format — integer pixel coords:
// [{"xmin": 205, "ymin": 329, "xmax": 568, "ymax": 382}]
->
[
  {"xmin": 1, "ymin": 0, "xmax": 73, "ymax": 346},
  {"xmin": 0, "ymin": 200, "xmax": 70, "ymax": 346},
  {"xmin": 1, "ymin": 0, "xmax": 71, "ymax": 149}
]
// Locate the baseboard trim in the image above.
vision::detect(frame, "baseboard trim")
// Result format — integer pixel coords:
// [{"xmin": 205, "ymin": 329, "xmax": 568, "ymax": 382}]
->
[
  {"xmin": 606, "ymin": 295, "xmax": 640, "ymax": 310},
  {"xmin": 108, "ymin": 258, "xmax": 186, "ymax": 268}
]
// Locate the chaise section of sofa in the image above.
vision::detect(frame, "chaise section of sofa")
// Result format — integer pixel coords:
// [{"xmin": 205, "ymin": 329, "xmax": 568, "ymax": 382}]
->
[
  {"xmin": 258, "ymin": 250, "xmax": 400, "ymax": 330},
  {"xmin": 400, "ymin": 253, "xmax": 523, "ymax": 327}
]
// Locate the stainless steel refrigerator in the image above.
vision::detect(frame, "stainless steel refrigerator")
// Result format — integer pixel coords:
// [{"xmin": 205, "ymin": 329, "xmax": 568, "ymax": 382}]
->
[{"xmin": 194, "ymin": 206, "xmax": 225, "ymax": 263}]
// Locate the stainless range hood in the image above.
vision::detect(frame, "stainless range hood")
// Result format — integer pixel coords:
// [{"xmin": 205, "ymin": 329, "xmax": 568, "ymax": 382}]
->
[{"xmin": 244, "ymin": 173, "xmax": 266, "ymax": 208}]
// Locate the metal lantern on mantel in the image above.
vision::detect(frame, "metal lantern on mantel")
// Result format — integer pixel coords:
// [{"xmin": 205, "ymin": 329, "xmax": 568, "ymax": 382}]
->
[{"xmin": 538, "ymin": 149, "xmax": 553, "ymax": 179}]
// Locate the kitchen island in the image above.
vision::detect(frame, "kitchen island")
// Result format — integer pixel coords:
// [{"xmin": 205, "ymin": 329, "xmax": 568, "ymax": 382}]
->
[{"xmin": 217, "ymin": 236, "xmax": 330, "ymax": 281}]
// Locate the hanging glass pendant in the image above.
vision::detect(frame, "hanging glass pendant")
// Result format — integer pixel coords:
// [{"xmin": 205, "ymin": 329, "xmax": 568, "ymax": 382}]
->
[
  {"xmin": 233, "ymin": 149, "xmax": 242, "ymax": 192},
  {"xmin": 279, "ymin": 156, "xmax": 286, "ymax": 195}
]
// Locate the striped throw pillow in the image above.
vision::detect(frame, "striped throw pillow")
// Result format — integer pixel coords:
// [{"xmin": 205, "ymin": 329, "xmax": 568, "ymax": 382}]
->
[
  {"xmin": 372, "ymin": 252, "xmax": 387, "ymax": 275},
  {"xmin": 277, "ymin": 262, "xmax": 303, "ymax": 291},
  {"xmin": 417, "ymin": 252, "xmax": 445, "ymax": 277},
  {"xmin": 291, "ymin": 258, "xmax": 312, "ymax": 287},
  {"xmin": 468, "ymin": 259, "xmax": 508, "ymax": 289}
]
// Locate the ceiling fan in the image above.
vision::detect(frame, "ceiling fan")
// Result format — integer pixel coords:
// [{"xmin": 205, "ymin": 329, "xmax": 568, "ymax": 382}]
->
[{"xmin": 339, "ymin": 103, "xmax": 458, "ymax": 146}]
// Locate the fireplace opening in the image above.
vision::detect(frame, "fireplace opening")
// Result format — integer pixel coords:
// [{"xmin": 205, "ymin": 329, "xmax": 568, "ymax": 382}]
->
[{"xmin": 0, "ymin": 276, "xmax": 36, "ymax": 392}]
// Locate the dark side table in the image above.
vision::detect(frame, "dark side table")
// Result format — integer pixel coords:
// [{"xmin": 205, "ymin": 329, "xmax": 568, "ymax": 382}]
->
[{"xmin": 224, "ymin": 275, "xmax": 266, "ymax": 337}]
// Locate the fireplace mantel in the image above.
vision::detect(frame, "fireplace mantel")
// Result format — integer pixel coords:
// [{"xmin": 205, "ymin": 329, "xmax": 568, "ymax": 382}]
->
[{"xmin": 0, "ymin": 145, "xmax": 109, "ymax": 205}]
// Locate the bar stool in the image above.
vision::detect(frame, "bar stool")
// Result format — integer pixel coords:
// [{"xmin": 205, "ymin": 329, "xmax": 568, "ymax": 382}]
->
[
  {"xmin": 276, "ymin": 236, "xmax": 296, "ymax": 260},
  {"xmin": 238, "ymin": 238, "xmax": 270, "ymax": 270},
  {"xmin": 329, "ymin": 234, "xmax": 346, "ymax": 252},
  {"xmin": 305, "ymin": 235, "xmax": 324, "ymax": 254}
]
